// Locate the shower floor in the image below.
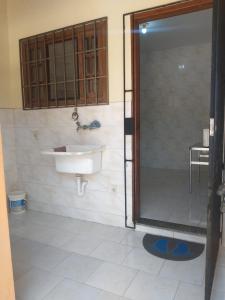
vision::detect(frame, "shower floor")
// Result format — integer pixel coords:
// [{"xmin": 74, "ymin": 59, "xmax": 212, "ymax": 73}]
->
[{"xmin": 140, "ymin": 167, "xmax": 208, "ymax": 228}]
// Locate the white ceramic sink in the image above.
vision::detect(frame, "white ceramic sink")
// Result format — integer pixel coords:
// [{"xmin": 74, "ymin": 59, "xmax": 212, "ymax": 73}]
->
[{"xmin": 42, "ymin": 145, "xmax": 105, "ymax": 174}]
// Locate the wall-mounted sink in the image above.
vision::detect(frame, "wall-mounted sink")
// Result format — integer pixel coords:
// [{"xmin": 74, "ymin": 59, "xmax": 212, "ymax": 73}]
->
[{"xmin": 42, "ymin": 144, "xmax": 105, "ymax": 175}]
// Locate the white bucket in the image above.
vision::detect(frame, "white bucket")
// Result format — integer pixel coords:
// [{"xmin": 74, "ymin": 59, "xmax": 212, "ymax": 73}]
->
[{"xmin": 8, "ymin": 191, "xmax": 26, "ymax": 214}]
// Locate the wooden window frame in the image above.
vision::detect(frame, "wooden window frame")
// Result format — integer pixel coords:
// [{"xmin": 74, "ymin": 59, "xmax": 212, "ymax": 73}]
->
[{"xmin": 19, "ymin": 17, "xmax": 108, "ymax": 110}]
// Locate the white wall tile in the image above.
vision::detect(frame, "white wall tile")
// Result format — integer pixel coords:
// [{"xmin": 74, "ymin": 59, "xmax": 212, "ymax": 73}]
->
[
  {"xmin": 2, "ymin": 102, "xmax": 126, "ymax": 226},
  {"xmin": 0, "ymin": 110, "xmax": 18, "ymax": 192},
  {"xmin": 140, "ymin": 42, "xmax": 211, "ymax": 170}
]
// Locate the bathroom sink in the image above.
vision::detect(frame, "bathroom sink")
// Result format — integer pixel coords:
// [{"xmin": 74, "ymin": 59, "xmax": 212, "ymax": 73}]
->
[{"xmin": 42, "ymin": 145, "xmax": 105, "ymax": 174}]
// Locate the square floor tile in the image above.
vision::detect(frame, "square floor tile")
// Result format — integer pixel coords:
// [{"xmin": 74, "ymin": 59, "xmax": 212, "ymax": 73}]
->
[
  {"xmin": 14, "ymin": 222, "xmax": 75, "ymax": 247},
  {"xmin": 30, "ymin": 245, "xmax": 71, "ymax": 271},
  {"xmin": 22, "ymin": 210, "xmax": 59, "ymax": 228},
  {"xmin": 11, "ymin": 238, "xmax": 43, "ymax": 265},
  {"xmin": 121, "ymin": 231, "xmax": 145, "ymax": 248},
  {"xmin": 12, "ymin": 238, "xmax": 71, "ymax": 271},
  {"xmin": 61, "ymin": 234, "xmax": 103, "ymax": 256},
  {"xmin": 159, "ymin": 255, "xmax": 205, "ymax": 285},
  {"xmin": 211, "ymin": 289, "xmax": 225, "ymax": 300},
  {"xmin": 174, "ymin": 283, "xmax": 204, "ymax": 300},
  {"xmin": 90, "ymin": 241, "xmax": 132, "ymax": 264},
  {"xmin": 56, "ymin": 218, "xmax": 94, "ymax": 235},
  {"xmin": 98, "ymin": 291, "xmax": 129, "ymax": 300},
  {"xmin": 88, "ymin": 223, "xmax": 129, "ymax": 243},
  {"xmin": 43, "ymin": 279, "xmax": 103, "ymax": 300},
  {"xmin": 123, "ymin": 248, "xmax": 164, "ymax": 274},
  {"xmin": 44, "ymin": 228, "xmax": 81, "ymax": 248},
  {"xmin": 15, "ymin": 268, "xmax": 62, "ymax": 300},
  {"xmin": 213, "ymin": 266, "xmax": 225, "ymax": 293},
  {"xmin": 53, "ymin": 253, "xmax": 103, "ymax": 282},
  {"xmin": 125, "ymin": 271, "xmax": 179, "ymax": 300},
  {"xmin": 86, "ymin": 262, "xmax": 137, "ymax": 296},
  {"xmin": 12, "ymin": 261, "xmax": 33, "ymax": 280},
  {"xmin": 217, "ymin": 247, "xmax": 225, "ymax": 268}
]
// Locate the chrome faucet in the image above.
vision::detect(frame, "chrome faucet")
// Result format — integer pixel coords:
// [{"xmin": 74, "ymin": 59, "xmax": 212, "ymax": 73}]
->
[
  {"xmin": 72, "ymin": 108, "xmax": 101, "ymax": 132},
  {"xmin": 76, "ymin": 120, "xmax": 101, "ymax": 131}
]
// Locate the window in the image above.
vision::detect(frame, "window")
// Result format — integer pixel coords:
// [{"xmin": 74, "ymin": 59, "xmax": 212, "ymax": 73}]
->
[{"xmin": 19, "ymin": 18, "xmax": 108, "ymax": 109}]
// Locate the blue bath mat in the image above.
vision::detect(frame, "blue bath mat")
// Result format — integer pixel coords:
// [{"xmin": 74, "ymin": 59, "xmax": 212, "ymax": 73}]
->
[{"xmin": 143, "ymin": 234, "xmax": 205, "ymax": 261}]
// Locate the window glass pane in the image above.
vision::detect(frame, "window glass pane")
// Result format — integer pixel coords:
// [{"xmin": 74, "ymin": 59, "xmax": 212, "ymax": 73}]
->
[
  {"xmin": 97, "ymin": 77, "xmax": 107, "ymax": 104},
  {"xmin": 97, "ymin": 49, "xmax": 106, "ymax": 76},
  {"xmin": 28, "ymin": 39, "xmax": 36, "ymax": 61},
  {"xmin": 54, "ymin": 31, "xmax": 64, "ymax": 56},
  {"xmin": 65, "ymin": 40, "xmax": 73, "ymax": 55},
  {"xmin": 66, "ymin": 82, "xmax": 75, "ymax": 104},
  {"xmin": 20, "ymin": 41, "xmax": 29, "ymax": 62},
  {"xmin": 96, "ymin": 19, "xmax": 107, "ymax": 48},
  {"xmin": 23, "ymin": 87, "xmax": 30, "ymax": 108},
  {"xmin": 85, "ymin": 23, "xmax": 95, "ymax": 51},
  {"xmin": 76, "ymin": 80, "xmax": 85, "ymax": 105},
  {"xmin": 85, "ymin": 51, "xmax": 95, "ymax": 78},
  {"xmin": 64, "ymin": 28, "xmax": 73, "ymax": 55},
  {"xmin": 39, "ymin": 85, "xmax": 48, "ymax": 107},
  {"xmin": 65, "ymin": 55, "xmax": 74, "ymax": 80},
  {"xmin": 46, "ymin": 34, "xmax": 54, "ymax": 58},
  {"xmin": 38, "ymin": 62, "xmax": 46, "ymax": 84},
  {"xmin": 22, "ymin": 64, "xmax": 29, "ymax": 86},
  {"xmin": 46, "ymin": 60, "xmax": 55, "ymax": 83},
  {"xmin": 75, "ymin": 53, "xmax": 84, "ymax": 79},
  {"xmin": 48, "ymin": 84, "xmax": 57, "ymax": 106},
  {"xmin": 56, "ymin": 83, "xmax": 65, "ymax": 102},
  {"xmin": 31, "ymin": 86, "xmax": 39, "ymax": 107},
  {"xmin": 86, "ymin": 79, "xmax": 96, "ymax": 104},
  {"xmin": 55, "ymin": 42, "xmax": 64, "ymax": 57},
  {"xmin": 74, "ymin": 26, "xmax": 84, "ymax": 52},
  {"xmin": 37, "ymin": 36, "xmax": 45, "ymax": 60},
  {"xmin": 30, "ymin": 64, "xmax": 37, "ymax": 84},
  {"xmin": 55, "ymin": 57, "xmax": 65, "ymax": 82}
]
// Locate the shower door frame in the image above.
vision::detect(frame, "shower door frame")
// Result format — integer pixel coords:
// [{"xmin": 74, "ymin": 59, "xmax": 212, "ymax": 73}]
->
[{"xmin": 131, "ymin": 0, "xmax": 212, "ymax": 233}]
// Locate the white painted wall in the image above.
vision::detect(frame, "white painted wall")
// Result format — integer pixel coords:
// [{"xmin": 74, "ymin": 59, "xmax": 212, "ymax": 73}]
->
[{"xmin": 0, "ymin": 0, "xmax": 11, "ymax": 107}]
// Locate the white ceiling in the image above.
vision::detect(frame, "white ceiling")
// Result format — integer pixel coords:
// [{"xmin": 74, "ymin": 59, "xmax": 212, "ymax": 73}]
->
[{"xmin": 140, "ymin": 9, "xmax": 212, "ymax": 51}]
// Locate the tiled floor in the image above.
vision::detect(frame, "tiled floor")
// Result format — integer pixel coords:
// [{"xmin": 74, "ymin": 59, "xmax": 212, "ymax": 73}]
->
[
  {"xmin": 9, "ymin": 210, "xmax": 225, "ymax": 300},
  {"xmin": 140, "ymin": 168, "xmax": 208, "ymax": 227}
]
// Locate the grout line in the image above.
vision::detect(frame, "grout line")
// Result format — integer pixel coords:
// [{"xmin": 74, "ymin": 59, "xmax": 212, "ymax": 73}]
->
[
  {"xmin": 122, "ymin": 269, "xmax": 139, "ymax": 297},
  {"xmin": 49, "ymin": 251, "xmax": 74, "ymax": 273},
  {"xmin": 157, "ymin": 258, "xmax": 166, "ymax": 276},
  {"xmin": 82, "ymin": 270, "xmax": 136, "ymax": 299},
  {"xmin": 39, "ymin": 276, "xmax": 64, "ymax": 300},
  {"xmin": 172, "ymin": 280, "xmax": 181, "ymax": 300},
  {"xmin": 120, "ymin": 245, "xmax": 135, "ymax": 265},
  {"xmin": 87, "ymin": 239, "xmax": 106, "ymax": 256}
]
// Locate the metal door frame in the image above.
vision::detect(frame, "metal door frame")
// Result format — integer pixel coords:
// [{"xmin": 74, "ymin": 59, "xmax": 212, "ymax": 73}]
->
[{"xmin": 123, "ymin": 0, "xmax": 212, "ymax": 232}]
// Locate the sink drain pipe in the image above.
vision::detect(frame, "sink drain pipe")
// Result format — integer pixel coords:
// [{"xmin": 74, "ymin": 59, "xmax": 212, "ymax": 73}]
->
[{"xmin": 75, "ymin": 175, "xmax": 88, "ymax": 196}]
